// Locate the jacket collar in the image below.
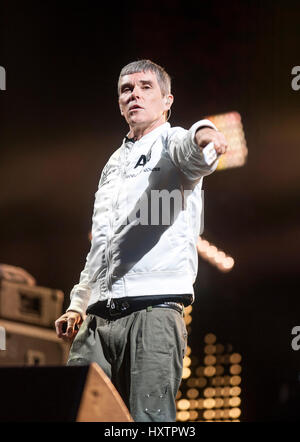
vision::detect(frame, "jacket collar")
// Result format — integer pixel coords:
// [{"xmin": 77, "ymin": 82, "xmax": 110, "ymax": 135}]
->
[{"xmin": 124, "ymin": 122, "xmax": 170, "ymax": 145}]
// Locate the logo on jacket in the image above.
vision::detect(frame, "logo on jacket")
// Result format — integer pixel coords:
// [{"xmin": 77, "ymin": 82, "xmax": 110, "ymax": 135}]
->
[
  {"xmin": 134, "ymin": 155, "xmax": 147, "ymax": 168},
  {"xmin": 134, "ymin": 151, "xmax": 160, "ymax": 171}
]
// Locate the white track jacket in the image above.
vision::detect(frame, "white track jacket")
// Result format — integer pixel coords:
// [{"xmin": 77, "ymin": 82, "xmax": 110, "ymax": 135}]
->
[{"xmin": 67, "ymin": 120, "xmax": 218, "ymax": 315}]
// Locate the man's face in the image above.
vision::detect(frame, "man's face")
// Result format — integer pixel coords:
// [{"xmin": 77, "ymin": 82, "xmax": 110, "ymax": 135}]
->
[{"xmin": 118, "ymin": 70, "xmax": 173, "ymax": 129}]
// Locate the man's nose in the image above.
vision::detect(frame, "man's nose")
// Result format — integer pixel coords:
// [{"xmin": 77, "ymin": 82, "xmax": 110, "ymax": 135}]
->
[{"xmin": 130, "ymin": 86, "xmax": 140, "ymax": 100}]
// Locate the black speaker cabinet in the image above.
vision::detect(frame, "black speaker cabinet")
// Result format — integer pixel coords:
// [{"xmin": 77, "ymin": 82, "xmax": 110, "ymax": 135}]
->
[{"xmin": 0, "ymin": 363, "xmax": 133, "ymax": 422}]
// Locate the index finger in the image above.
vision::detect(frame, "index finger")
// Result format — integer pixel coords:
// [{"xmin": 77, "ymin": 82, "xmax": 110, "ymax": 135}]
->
[
  {"xmin": 66, "ymin": 317, "xmax": 77, "ymax": 337},
  {"xmin": 55, "ymin": 317, "xmax": 67, "ymax": 338}
]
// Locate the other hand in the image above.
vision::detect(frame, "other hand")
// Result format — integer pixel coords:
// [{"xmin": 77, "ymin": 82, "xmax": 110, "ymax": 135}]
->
[{"xmin": 55, "ymin": 310, "xmax": 83, "ymax": 342}]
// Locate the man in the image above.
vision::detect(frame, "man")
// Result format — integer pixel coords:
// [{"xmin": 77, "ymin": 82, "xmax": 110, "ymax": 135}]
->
[{"xmin": 55, "ymin": 59, "xmax": 227, "ymax": 422}]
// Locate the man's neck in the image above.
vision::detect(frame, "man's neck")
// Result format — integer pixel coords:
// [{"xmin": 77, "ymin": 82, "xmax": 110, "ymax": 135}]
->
[{"xmin": 127, "ymin": 117, "xmax": 166, "ymax": 141}]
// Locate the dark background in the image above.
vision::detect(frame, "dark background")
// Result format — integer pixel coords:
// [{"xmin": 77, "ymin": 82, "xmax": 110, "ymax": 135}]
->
[{"xmin": 1, "ymin": 0, "xmax": 299, "ymax": 421}]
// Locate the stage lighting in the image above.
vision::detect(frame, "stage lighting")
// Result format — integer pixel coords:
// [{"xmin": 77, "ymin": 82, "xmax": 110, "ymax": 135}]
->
[
  {"xmin": 176, "ymin": 332, "xmax": 242, "ymax": 422},
  {"xmin": 205, "ymin": 111, "xmax": 248, "ymax": 170},
  {"xmin": 197, "ymin": 237, "xmax": 235, "ymax": 272},
  {"xmin": 177, "ymin": 399, "xmax": 190, "ymax": 410},
  {"xmin": 187, "ymin": 388, "xmax": 199, "ymax": 399},
  {"xmin": 182, "ymin": 367, "xmax": 191, "ymax": 379},
  {"xmin": 204, "ymin": 355, "xmax": 216, "ymax": 365}
]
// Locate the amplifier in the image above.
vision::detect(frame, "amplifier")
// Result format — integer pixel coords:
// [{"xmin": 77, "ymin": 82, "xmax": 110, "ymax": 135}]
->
[
  {"xmin": 0, "ymin": 319, "xmax": 70, "ymax": 366},
  {"xmin": 0, "ymin": 279, "xmax": 64, "ymax": 327}
]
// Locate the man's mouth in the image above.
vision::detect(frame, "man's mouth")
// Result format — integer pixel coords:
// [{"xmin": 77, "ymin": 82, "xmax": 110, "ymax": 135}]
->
[{"xmin": 129, "ymin": 104, "xmax": 143, "ymax": 111}]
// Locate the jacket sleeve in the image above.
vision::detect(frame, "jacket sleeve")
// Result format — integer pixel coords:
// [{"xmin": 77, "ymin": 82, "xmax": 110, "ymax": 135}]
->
[
  {"xmin": 66, "ymin": 168, "xmax": 107, "ymax": 316},
  {"xmin": 168, "ymin": 119, "xmax": 219, "ymax": 181},
  {"xmin": 66, "ymin": 249, "xmax": 92, "ymax": 316}
]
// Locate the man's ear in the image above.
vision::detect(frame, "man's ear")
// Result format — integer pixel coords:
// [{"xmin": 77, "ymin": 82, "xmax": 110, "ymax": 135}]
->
[{"xmin": 164, "ymin": 94, "xmax": 174, "ymax": 111}]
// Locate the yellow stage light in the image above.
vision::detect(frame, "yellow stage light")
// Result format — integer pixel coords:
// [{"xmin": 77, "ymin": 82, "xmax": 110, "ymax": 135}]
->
[
  {"xmin": 220, "ymin": 387, "xmax": 230, "ymax": 397},
  {"xmin": 230, "ymin": 375, "xmax": 242, "ymax": 386},
  {"xmin": 215, "ymin": 387, "xmax": 223, "ymax": 396},
  {"xmin": 186, "ymin": 346, "xmax": 192, "ymax": 356},
  {"xmin": 177, "ymin": 411, "xmax": 190, "ymax": 421},
  {"xmin": 182, "ymin": 367, "xmax": 191, "ymax": 379},
  {"xmin": 204, "ymin": 355, "xmax": 216, "ymax": 365},
  {"xmin": 177, "ymin": 399, "xmax": 190, "ymax": 410},
  {"xmin": 204, "ymin": 366, "xmax": 216, "ymax": 377},
  {"xmin": 197, "ymin": 399, "xmax": 205, "ymax": 409},
  {"xmin": 185, "ymin": 305, "xmax": 193, "ymax": 315},
  {"xmin": 176, "ymin": 390, "xmax": 182, "ymax": 399},
  {"xmin": 230, "ymin": 364, "xmax": 242, "ymax": 375},
  {"xmin": 230, "ymin": 386, "xmax": 241, "ymax": 396},
  {"xmin": 183, "ymin": 356, "xmax": 191, "ymax": 367},
  {"xmin": 197, "ymin": 237, "xmax": 235, "ymax": 273},
  {"xmin": 189, "ymin": 400, "xmax": 198, "ymax": 409},
  {"xmin": 203, "ymin": 387, "xmax": 215, "ymax": 398},
  {"xmin": 204, "ymin": 333, "xmax": 217, "ymax": 344},
  {"xmin": 187, "ymin": 388, "xmax": 199, "ymax": 399},
  {"xmin": 229, "ymin": 397, "xmax": 241, "ymax": 407},
  {"xmin": 204, "ymin": 344, "xmax": 216, "ymax": 355},
  {"xmin": 230, "ymin": 353, "xmax": 242, "ymax": 364},
  {"xmin": 206, "ymin": 111, "xmax": 248, "ymax": 170},
  {"xmin": 184, "ymin": 315, "xmax": 192, "ymax": 325},
  {"xmin": 189, "ymin": 410, "xmax": 198, "ymax": 420},
  {"xmin": 224, "ymin": 376, "xmax": 231, "ymax": 385},
  {"xmin": 203, "ymin": 398, "xmax": 216, "ymax": 409},
  {"xmin": 187, "ymin": 377, "xmax": 198, "ymax": 387},
  {"xmin": 229, "ymin": 408, "xmax": 241, "ymax": 419},
  {"xmin": 203, "ymin": 409, "xmax": 215, "ymax": 420},
  {"xmin": 214, "ymin": 398, "xmax": 224, "ymax": 408}
]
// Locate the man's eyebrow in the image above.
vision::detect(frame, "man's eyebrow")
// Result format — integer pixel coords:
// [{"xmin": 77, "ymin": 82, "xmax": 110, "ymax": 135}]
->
[
  {"xmin": 120, "ymin": 79, "xmax": 154, "ymax": 92},
  {"xmin": 140, "ymin": 80, "xmax": 153, "ymax": 85}
]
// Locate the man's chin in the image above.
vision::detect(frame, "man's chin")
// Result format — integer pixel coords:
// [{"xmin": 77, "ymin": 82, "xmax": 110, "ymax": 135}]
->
[{"xmin": 127, "ymin": 117, "xmax": 148, "ymax": 127}]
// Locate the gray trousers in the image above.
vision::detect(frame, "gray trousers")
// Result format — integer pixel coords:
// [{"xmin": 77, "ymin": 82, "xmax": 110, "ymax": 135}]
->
[{"xmin": 67, "ymin": 306, "xmax": 188, "ymax": 422}]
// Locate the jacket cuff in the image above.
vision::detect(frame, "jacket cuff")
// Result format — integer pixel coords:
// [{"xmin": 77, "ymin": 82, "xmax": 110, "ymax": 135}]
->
[
  {"xmin": 190, "ymin": 119, "xmax": 218, "ymax": 150},
  {"xmin": 67, "ymin": 292, "xmax": 90, "ymax": 316},
  {"xmin": 184, "ymin": 119, "xmax": 219, "ymax": 173}
]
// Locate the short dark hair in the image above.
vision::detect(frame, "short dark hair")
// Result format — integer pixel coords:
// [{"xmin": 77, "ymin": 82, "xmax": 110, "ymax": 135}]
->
[{"xmin": 118, "ymin": 59, "xmax": 171, "ymax": 96}]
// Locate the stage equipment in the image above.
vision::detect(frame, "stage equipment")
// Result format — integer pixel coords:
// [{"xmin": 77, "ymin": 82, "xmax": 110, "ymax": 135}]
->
[
  {"xmin": 0, "ymin": 363, "xmax": 133, "ymax": 422},
  {"xmin": 0, "ymin": 280, "xmax": 64, "ymax": 327},
  {"xmin": 0, "ymin": 263, "xmax": 36, "ymax": 286},
  {"xmin": 0, "ymin": 318, "xmax": 69, "ymax": 366}
]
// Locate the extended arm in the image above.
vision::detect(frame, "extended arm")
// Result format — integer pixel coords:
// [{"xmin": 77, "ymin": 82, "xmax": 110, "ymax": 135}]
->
[{"xmin": 168, "ymin": 119, "xmax": 227, "ymax": 180}]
